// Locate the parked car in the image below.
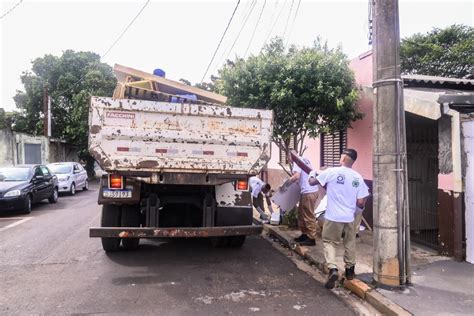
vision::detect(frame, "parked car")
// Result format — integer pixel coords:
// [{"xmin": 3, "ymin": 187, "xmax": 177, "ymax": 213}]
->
[
  {"xmin": 47, "ymin": 162, "xmax": 88, "ymax": 195},
  {"xmin": 0, "ymin": 165, "xmax": 59, "ymax": 214}
]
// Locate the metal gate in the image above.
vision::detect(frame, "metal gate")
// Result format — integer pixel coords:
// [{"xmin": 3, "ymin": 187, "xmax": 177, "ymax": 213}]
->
[
  {"xmin": 24, "ymin": 143, "xmax": 42, "ymax": 164},
  {"xmin": 406, "ymin": 113, "xmax": 439, "ymax": 249}
]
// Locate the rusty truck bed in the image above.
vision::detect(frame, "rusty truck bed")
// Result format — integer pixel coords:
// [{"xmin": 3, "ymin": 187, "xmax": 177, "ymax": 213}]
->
[{"xmin": 89, "ymin": 97, "xmax": 273, "ymax": 175}]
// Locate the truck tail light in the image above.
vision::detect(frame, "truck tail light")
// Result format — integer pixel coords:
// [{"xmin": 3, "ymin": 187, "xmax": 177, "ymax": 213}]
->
[
  {"xmin": 236, "ymin": 179, "xmax": 249, "ymax": 191},
  {"xmin": 109, "ymin": 175, "xmax": 124, "ymax": 189}
]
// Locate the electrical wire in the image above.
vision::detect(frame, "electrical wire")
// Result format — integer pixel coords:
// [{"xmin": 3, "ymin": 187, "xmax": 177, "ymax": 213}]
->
[
  {"xmin": 102, "ymin": 0, "xmax": 150, "ymax": 59},
  {"xmin": 200, "ymin": 0, "xmax": 241, "ymax": 83},
  {"xmin": 282, "ymin": 0, "xmax": 294, "ymax": 41},
  {"xmin": 0, "ymin": 0, "xmax": 23, "ymax": 19},
  {"xmin": 56, "ymin": 0, "xmax": 150, "ymax": 97},
  {"xmin": 284, "ymin": 0, "xmax": 301, "ymax": 48},
  {"xmin": 244, "ymin": 0, "xmax": 267, "ymax": 58},
  {"xmin": 263, "ymin": 0, "xmax": 287, "ymax": 46},
  {"xmin": 216, "ymin": 0, "xmax": 253, "ymax": 64},
  {"xmin": 223, "ymin": 0, "xmax": 257, "ymax": 63}
]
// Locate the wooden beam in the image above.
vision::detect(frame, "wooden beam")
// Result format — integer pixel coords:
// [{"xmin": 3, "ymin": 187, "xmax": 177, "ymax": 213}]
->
[{"xmin": 114, "ymin": 64, "xmax": 227, "ymax": 105}]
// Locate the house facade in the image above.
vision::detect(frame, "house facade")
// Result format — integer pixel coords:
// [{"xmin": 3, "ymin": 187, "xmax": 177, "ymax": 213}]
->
[{"xmin": 266, "ymin": 51, "xmax": 474, "ymax": 261}]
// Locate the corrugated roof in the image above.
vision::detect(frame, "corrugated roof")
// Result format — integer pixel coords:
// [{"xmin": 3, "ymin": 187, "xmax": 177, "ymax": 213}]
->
[{"xmin": 402, "ymin": 75, "xmax": 474, "ymax": 87}]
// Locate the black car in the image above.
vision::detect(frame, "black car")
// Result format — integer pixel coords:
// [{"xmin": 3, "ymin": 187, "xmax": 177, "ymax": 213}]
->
[{"xmin": 0, "ymin": 165, "xmax": 59, "ymax": 214}]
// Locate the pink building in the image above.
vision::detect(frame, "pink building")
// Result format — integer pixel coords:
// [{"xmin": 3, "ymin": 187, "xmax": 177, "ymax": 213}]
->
[{"xmin": 266, "ymin": 51, "xmax": 474, "ymax": 260}]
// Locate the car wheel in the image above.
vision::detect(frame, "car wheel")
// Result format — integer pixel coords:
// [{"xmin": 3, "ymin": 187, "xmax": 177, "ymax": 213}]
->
[
  {"xmin": 83, "ymin": 179, "xmax": 89, "ymax": 191},
  {"xmin": 22, "ymin": 195, "xmax": 32, "ymax": 214},
  {"xmin": 121, "ymin": 204, "xmax": 140, "ymax": 251},
  {"xmin": 101, "ymin": 204, "xmax": 122, "ymax": 252},
  {"xmin": 48, "ymin": 188, "xmax": 58, "ymax": 204},
  {"xmin": 70, "ymin": 182, "xmax": 76, "ymax": 196}
]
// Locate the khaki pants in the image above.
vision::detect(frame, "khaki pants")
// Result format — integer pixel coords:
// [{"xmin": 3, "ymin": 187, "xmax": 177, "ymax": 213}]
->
[
  {"xmin": 297, "ymin": 192, "xmax": 318, "ymax": 240},
  {"xmin": 322, "ymin": 216, "xmax": 359, "ymax": 270}
]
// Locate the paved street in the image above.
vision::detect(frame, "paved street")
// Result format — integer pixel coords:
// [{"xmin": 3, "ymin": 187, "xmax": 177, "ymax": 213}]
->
[{"xmin": 0, "ymin": 183, "xmax": 356, "ymax": 315}]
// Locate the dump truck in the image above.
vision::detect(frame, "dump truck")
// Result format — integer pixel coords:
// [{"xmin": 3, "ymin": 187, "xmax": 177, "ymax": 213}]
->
[{"xmin": 88, "ymin": 64, "xmax": 273, "ymax": 251}]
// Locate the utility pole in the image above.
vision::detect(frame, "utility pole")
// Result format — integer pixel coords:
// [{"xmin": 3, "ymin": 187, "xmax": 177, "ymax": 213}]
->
[
  {"xmin": 43, "ymin": 86, "xmax": 51, "ymax": 137},
  {"xmin": 372, "ymin": 0, "xmax": 411, "ymax": 287}
]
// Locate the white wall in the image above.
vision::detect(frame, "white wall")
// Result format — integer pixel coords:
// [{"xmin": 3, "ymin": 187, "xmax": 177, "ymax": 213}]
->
[{"xmin": 462, "ymin": 119, "xmax": 474, "ymax": 263}]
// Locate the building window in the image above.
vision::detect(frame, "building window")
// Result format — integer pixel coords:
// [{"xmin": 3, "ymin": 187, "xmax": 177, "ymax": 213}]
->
[
  {"xmin": 279, "ymin": 135, "xmax": 297, "ymax": 165},
  {"xmin": 320, "ymin": 130, "xmax": 347, "ymax": 167}
]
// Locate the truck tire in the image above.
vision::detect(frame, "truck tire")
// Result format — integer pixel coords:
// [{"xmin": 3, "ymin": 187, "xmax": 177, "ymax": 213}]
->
[
  {"xmin": 210, "ymin": 237, "xmax": 229, "ymax": 248},
  {"xmin": 228, "ymin": 236, "xmax": 246, "ymax": 247},
  {"xmin": 121, "ymin": 204, "xmax": 140, "ymax": 251},
  {"xmin": 101, "ymin": 204, "xmax": 122, "ymax": 252}
]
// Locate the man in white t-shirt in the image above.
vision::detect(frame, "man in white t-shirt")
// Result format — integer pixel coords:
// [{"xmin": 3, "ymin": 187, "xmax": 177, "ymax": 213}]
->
[
  {"xmin": 287, "ymin": 154, "xmax": 319, "ymax": 246},
  {"xmin": 308, "ymin": 148, "xmax": 369, "ymax": 289},
  {"xmin": 249, "ymin": 176, "xmax": 272, "ymax": 221}
]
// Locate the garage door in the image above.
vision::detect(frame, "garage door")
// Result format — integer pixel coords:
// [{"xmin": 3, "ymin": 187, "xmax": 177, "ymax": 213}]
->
[{"xmin": 24, "ymin": 143, "xmax": 42, "ymax": 164}]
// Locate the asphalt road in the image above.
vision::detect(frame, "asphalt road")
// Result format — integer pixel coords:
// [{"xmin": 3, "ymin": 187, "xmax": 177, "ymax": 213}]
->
[{"xmin": 0, "ymin": 183, "xmax": 356, "ymax": 315}]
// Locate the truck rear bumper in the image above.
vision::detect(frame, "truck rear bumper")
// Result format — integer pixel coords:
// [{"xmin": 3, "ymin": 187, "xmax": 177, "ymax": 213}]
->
[{"xmin": 90, "ymin": 225, "xmax": 262, "ymax": 238}]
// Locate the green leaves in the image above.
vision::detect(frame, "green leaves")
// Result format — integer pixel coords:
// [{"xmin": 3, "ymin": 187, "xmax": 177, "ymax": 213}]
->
[
  {"xmin": 218, "ymin": 37, "xmax": 360, "ymax": 155},
  {"xmin": 13, "ymin": 50, "xmax": 116, "ymax": 173},
  {"xmin": 401, "ymin": 24, "xmax": 473, "ymax": 78}
]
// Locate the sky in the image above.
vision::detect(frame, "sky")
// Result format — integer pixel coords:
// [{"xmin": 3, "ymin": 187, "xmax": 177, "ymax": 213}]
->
[{"xmin": 1, "ymin": 0, "xmax": 473, "ymax": 111}]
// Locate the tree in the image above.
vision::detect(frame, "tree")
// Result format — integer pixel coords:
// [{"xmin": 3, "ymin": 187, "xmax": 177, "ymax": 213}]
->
[
  {"xmin": 400, "ymin": 24, "xmax": 473, "ymax": 78},
  {"xmin": 13, "ymin": 50, "xmax": 117, "ymax": 174},
  {"xmin": 217, "ymin": 38, "xmax": 360, "ymax": 166}
]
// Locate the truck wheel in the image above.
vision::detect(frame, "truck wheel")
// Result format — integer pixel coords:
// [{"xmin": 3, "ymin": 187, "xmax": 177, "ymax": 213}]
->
[
  {"xmin": 121, "ymin": 204, "xmax": 140, "ymax": 251},
  {"xmin": 210, "ymin": 237, "xmax": 229, "ymax": 248},
  {"xmin": 101, "ymin": 204, "xmax": 122, "ymax": 252},
  {"xmin": 228, "ymin": 236, "xmax": 246, "ymax": 247}
]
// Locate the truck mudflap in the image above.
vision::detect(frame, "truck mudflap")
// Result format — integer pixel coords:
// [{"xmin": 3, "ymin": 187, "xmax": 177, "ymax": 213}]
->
[{"xmin": 89, "ymin": 225, "xmax": 262, "ymax": 238}]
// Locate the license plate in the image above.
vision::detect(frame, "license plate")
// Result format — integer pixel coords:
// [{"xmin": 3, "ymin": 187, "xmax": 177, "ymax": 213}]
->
[{"xmin": 103, "ymin": 190, "xmax": 132, "ymax": 198}]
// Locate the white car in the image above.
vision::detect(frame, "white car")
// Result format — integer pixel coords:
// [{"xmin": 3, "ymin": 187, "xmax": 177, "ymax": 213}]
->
[{"xmin": 47, "ymin": 162, "xmax": 88, "ymax": 195}]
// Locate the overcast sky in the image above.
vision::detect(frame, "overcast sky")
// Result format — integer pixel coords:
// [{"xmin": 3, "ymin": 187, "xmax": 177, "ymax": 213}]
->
[{"xmin": 1, "ymin": 0, "xmax": 473, "ymax": 111}]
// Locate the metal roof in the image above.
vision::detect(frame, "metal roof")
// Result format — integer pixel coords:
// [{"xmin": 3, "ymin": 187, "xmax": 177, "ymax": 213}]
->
[{"xmin": 402, "ymin": 75, "xmax": 474, "ymax": 89}]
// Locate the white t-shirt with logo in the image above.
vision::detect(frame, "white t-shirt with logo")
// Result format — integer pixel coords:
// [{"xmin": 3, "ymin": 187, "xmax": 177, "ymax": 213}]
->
[
  {"xmin": 292, "ymin": 157, "xmax": 318, "ymax": 194},
  {"xmin": 312, "ymin": 166, "xmax": 369, "ymax": 223},
  {"xmin": 249, "ymin": 176, "xmax": 265, "ymax": 198}
]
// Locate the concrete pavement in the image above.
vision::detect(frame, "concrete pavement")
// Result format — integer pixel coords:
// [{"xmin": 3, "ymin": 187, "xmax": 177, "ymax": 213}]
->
[
  {"xmin": 265, "ymin": 223, "xmax": 474, "ymax": 315},
  {"xmin": 0, "ymin": 184, "xmax": 359, "ymax": 315}
]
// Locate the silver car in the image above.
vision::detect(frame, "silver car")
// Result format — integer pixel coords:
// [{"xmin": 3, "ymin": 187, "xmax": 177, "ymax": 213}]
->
[{"xmin": 47, "ymin": 162, "xmax": 88, "ymax": 195}]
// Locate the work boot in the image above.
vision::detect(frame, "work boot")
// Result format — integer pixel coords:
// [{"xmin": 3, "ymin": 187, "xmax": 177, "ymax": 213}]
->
[
  {"xmin": 345, "ymin": 266, "xmax": 355, "ymax": 280},
  {"xmin": 325, "ymin": 269, "xmax": 339, "ymax": 289},
  {"xmin": 294, "ymin": 234, "xmax": 308, "ymax": 242},
  {"xmin": 299, "ymin": 238, "xmax": 316, "ymax": 246}
]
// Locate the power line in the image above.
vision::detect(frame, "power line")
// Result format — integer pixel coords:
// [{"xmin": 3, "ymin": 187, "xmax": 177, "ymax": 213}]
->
[
  {"xmin": 56, "ymin": 0, "xmax": 150, "ymax": 96},
  {"xmin": 102, "ymin": 0, "xmax": 150, "ymax": 59},
  {"xmin": 0, "ymin": 0, "xmax": 23, "ymax": 19},
  {"xmin": 285, "ymin": 0, "xmax": 301, "ymax": 47},
  {"xmin": 282, "ymin": 0, "xmax": 294, "ymax": 40},
  {"xmin": 200, "ymin": 0, "xmax": 241, "ymax": 83},
  {"xmin": 216, "ymin": 0, "xmax": 255, "ymax": 67},
  {"xmin": 223, "ymin": 0, "xmax": 257, "ymax": 62},
  {"xmin": 244, "ymin": 0, "xmax": 267, "ymax": 58},
  {"xmin": 263, "ymin": 0, "xmax": 287, "ymax": 46}
]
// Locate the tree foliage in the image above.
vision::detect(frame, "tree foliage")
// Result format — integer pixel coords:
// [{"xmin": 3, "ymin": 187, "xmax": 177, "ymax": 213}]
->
[
  {"xmin": 217, "ymin": 38, "xmax": 360, "ymax": 158},
  {"xmin": 400, "ymin": 24, "xmax": 473, "ymax": 78},
  {"xmin": 13, "ymin": 50, "xmax": 116, "ymax": 174}
]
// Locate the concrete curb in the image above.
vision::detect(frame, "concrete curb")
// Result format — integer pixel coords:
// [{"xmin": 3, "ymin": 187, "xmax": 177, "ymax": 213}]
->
[{"xmin": 263, "ymin": 224, "xmax": 412, "ymax": 316}]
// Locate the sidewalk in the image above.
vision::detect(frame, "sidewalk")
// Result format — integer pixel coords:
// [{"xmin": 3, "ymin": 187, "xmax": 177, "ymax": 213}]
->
[{"xmin": 263, "ymin": 223, "xmax": 474, "ymax": 315}]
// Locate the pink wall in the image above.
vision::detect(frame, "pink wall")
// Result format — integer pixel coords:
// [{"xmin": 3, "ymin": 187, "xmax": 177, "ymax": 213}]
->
[
  {"xmin": 438, "ymin": 173, "xmax": 454, "ymax": 191},
  {"xmin": 347, "ymin": 93, "xmax": 374, "ymax": 180},
  {"xmin": 350, "ymin": 51, "xmax": 373, "ymax": 86},
  {"xmin": 347, "ymin": 51, "xmax": 374, "ymax": 180},
  {"xmin": 304, "ymin": 137, "xmax": 321, "ymax": 171}
]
